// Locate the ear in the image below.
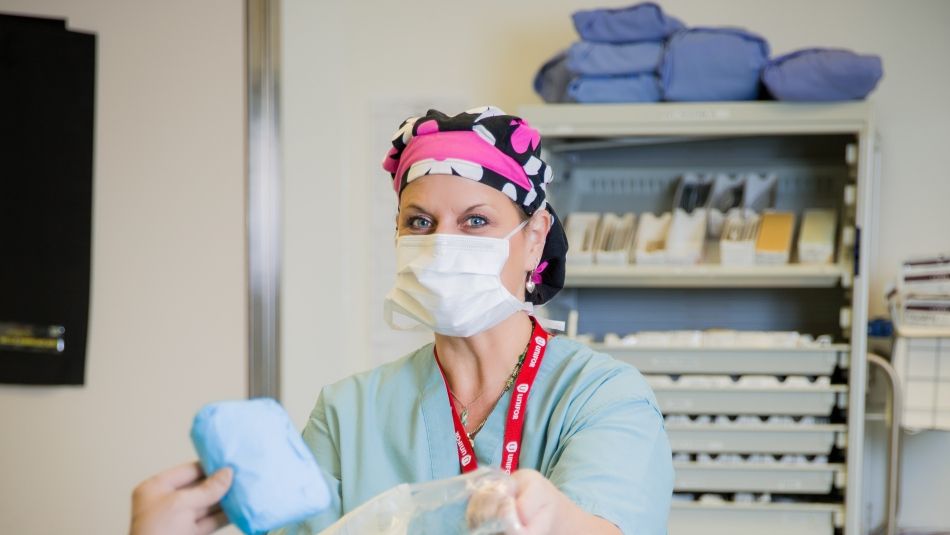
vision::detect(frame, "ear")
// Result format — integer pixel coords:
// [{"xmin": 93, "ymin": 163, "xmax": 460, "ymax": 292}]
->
[{"xmin": 521, "ymin": 208, "xmax": 552, "ymax": 272}]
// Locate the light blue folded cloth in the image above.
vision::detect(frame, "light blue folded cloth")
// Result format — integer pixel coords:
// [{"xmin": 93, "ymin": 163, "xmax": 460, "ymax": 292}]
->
[
  {"xmin": 191, "ymin": 398, "xmax": 331, "ymax": 535},
  {"xmin": 567, "ymin": 74, "xmax": 662, "ymax": 103},
  {"xmin": 572, "ymin": 2, "xmax": 684, "ymax": 43},
  {"xmin": 762, "ymin": 48, "xmax": 883, "ymax": 101},
  {"xmin": 659, "ymin": 27, "xmax": 770, "ymax": 101},
  {"xmin": 533, "ymin": 51, "xmax": 572, "ymax": 103},
  {"xmin": 567, "ymin": 41, "xmax": 663, "ymax": 76}
]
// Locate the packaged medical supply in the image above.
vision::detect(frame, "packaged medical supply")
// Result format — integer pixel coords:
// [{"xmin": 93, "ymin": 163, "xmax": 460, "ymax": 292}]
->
[
  {"xmin": 891, "ymin": 295, "xmax": 950, "ymax": 329},
  {"xmin": 320, "ymin": 469, "xmax": 523, "ymax": 535},
  {"xmin": 742, "ymin": 173, "xmax": 777, "ymax": 211},
  {"xmin": 706, "ymin": 174, "xmax": 746, "ymax": 238},
  {"xmin": 672, "ymin": 173, "xmax": 713, "ymax": 213},
  {"xmin": 190, "ymin": 399, "xmax": 331, "ymax": 535},
  {"xmin": 898, "ymin": 254, "xmax": 950, "ymax": 296},
  {"xmin": 666, "ymin": 208, "xmax": 706, "ymax": 265},
  {"xmin": 564, "ymin": 212, "xmax": 601, "ymax": 265},
  {"xmin": 634, "ymin": 212, "xmax": 672, "ymax": 264},
  {"xmin": 755, "ymin": 211, "xmax": 796, "ymax": 265},
  {"xmin": 719, "ymin": 209, "xmax": 760, "ymax": 266},
  {"xmin": 797, "ymin": 209, "xmax": 837, "ymax": 264},
  {"xmin": 594, "ymin": 212, "xmax": 637, "ymax": 266}
]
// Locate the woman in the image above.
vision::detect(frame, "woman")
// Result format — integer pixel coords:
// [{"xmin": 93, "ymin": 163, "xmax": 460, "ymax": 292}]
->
[{"xmin": 279, "ymin": 107, "xmax": 673, "ymax": 534}]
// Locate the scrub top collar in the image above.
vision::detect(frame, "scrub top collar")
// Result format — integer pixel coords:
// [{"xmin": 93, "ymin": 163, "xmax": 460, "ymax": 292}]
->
[{"xmin": 419, "ymin": 344, "xmax": 506, "ymax": 478}]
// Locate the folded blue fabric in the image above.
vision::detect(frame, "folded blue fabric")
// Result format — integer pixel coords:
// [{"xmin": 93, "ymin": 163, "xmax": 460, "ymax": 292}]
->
[
  {"xmin": 533, "ymin": 51, "xmax": 573, "ymax": 103},
  {"xmin": 567, "ymin": 74, "xmax": 661, "ymax": 103},
  {"xmin": 573, "ymin": 2, "xmax": 685, "ymax": 43},
  {"xmin": 191, "ymin": 399, "xmax": 331, "ymax": 535},
  {"xmin": 762, "ymin": 48, "xmax": 883, "ymax": 101},
  {"xmin": 659, "ymin": 27, "xmax": 770, "ymax": 101},
  {"xmin": 567, "ymin": 41, "xmax": 663, "ymax": 76}
]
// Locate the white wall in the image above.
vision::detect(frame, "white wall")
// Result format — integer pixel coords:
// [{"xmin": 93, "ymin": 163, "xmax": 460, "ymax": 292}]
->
[
  {"xmin": 280, "ymin": 0, "xmax": 950, "ymax": 531},
  {"xmin": 0, "ymin": 1, "xmax": 246, "ymax": 534}
]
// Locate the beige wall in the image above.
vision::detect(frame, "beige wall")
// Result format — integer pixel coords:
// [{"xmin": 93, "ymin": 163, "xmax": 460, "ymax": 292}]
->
[
  {"xmin": 0, "ymin": 1, "xmax": 246, "ymax": 534},
  {"xmin": 280, "ymin": 0, "xmax": 950, "ymax": 531}
]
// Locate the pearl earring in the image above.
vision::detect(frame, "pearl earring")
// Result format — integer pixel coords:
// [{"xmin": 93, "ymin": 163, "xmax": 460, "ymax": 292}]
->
[{"xmin": 526, "ymin": 260, "xmax": 541, "ymax": 293}]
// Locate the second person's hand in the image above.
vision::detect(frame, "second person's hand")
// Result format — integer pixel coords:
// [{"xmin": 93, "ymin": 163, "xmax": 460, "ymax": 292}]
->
[{"xmin": 129, "ymin": 461, "xmax": 233, "ymax": 535}]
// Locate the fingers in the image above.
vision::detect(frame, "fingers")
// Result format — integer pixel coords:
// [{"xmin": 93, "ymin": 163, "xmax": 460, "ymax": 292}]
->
[
  {"xmin": 195, "ymin": 510, "xmax": 230, "ymax": 535},
  {"xmin": 133, "ymin": 461, "xmax": 205, "ymax": 506},
  {"xmin": 510, "ymin": 470, "xmax": 549, "ymax": 529},
  {"xmin": 194, "ymin": 503, "xmax": 224, "ymax": 523},
  {"xmin": 182, "ymin": 467, "xmax": 233, "ymax": 508},
  {"xmin": 152, "ymin": 461, "xmax": 206, "ymax": 490}
]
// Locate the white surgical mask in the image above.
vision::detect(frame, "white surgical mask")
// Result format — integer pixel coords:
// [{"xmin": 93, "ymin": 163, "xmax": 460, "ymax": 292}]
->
[{"xmin": 384, "ymin": 221, "xmax": 533, "ymax": 337}]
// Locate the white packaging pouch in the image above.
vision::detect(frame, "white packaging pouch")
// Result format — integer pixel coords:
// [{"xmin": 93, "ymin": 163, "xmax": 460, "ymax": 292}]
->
[{"xmin": 320, "ymin": 469, "xmax": 524, "ymax": 535}]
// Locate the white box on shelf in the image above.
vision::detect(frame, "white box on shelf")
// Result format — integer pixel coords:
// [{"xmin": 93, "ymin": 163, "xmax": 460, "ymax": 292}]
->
[
  {"xmin": 899, "ymin": 254, "xmax": 950, "ymax": 295},
  {"xmin": 667, "ymin": 209, "xmax": 707, "ymax": 265},
  {"xmin": 902, "ymin": 297, "xmax": 950, "ymax": 329},
  {"xmin": 798, "ymin": 209, "xmax": 837, "ymax": 265},
  {"xmin": 594, "ymin": 212, "xmax": 637, "ymax": 265},
  {"xmin": 719, "ymin": 210, "xmax": 760, "ymax": 266},
  {"xmin": 634, "ymin": 212, "xmax": 672, "ymax": 265},
  {"xmin": 564, "ymin": 212, "xmax": 600, "ymax": 266},
  {"xmin": 891, "ymin": 295, "xmax": 950, "ymax": 330}
]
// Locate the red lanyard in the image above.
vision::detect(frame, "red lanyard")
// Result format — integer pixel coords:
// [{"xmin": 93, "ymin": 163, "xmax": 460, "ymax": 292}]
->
[{"xmin": 434, "ymin": 319, "xmax": 550, "ymax": 474}]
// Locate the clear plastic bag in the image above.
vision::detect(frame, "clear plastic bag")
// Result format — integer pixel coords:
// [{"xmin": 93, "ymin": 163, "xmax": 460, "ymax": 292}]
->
[{"xmin": 320, "ymin": 468, "xmax": 524, "ymax": 535}]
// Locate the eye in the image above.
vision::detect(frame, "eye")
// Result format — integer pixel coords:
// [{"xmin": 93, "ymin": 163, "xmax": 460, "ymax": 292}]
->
[
  {"xmin": 464, "ymin": 214, "xmax": 489, "ymax": 228},
  {"xmin": 406, "ymin": 215, "xmax": 433, "ymax": 231}
]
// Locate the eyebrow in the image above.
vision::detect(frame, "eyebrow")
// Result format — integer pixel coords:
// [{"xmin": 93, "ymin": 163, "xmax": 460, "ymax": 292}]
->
[
  {"xmin": 403, "ymin": 203, "xmax": 428, "ymax": 213},
  {"xmin": 463, "ymin": 203, "xmax": 491, "ymax": 213},
  {"xmin": 402, "ymin": 203, "xmax": 493, "ymax": 213}
]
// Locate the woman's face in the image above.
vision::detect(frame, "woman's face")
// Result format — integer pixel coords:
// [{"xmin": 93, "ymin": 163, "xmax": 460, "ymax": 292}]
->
[{"xmin": 397, "ymin": 174, "xmax": 550, "ymax": 301}]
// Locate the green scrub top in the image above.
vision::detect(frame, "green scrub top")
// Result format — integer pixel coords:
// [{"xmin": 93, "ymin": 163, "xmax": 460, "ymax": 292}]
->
[{"xmin": 273, "ymin": 336, "xmax": 673, "ymax": 535}]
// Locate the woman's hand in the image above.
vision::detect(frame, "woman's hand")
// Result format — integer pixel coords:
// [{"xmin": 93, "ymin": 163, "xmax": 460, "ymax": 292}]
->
[
  {"xmin": 129, "ymin": 462, "xmax": 233, "ymax": 535},
  {"xmin": 510, "ymin": 469, "xmax": 621, "ymax": 535}
]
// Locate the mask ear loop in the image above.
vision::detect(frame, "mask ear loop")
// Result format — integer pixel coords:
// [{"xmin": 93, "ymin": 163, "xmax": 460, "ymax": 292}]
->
[{"xmin": 503, "ymin": 219, "xmax": 530, "ymax": 240}]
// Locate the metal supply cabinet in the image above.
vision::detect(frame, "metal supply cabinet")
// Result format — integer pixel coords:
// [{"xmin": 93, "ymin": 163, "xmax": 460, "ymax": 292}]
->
[{"xmin": 521, "ymin": 102, "xmax": 876, "ymax": 535}]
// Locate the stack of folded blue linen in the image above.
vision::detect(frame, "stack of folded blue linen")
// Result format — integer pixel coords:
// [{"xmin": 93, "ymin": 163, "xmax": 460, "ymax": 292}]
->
[
  {"xmin": 535, "ymin": 2, "xmax": 682, "ymax": 103},
  {"xmin": 534, "ymin": 2, "xmax": 883, "ymax": 104}
]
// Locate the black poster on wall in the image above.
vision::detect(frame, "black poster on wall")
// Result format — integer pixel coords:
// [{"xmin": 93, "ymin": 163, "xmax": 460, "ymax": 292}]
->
[{"xmin": 0, "ymin": 14, "xmax": 95, "ymax": 385}]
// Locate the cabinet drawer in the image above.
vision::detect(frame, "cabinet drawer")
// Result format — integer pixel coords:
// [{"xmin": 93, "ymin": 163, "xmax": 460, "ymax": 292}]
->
[
  {"xmin": 655, "ymin": 386, "xmax": 847, "ymax": 416},
  {"xmin": 674, "ymin": 462, "xmax": 845, "ymax": 494},
  {"xmin": 599, "ymin": 345, "xmax": 845, "ymax": 375},
  {"xmin": 667, "ymin": 424, "xmax": 846, "ymax": 454},
  {"xmin": 670, "ymin": 502, "xmax": 844, "ymax": 535}
]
